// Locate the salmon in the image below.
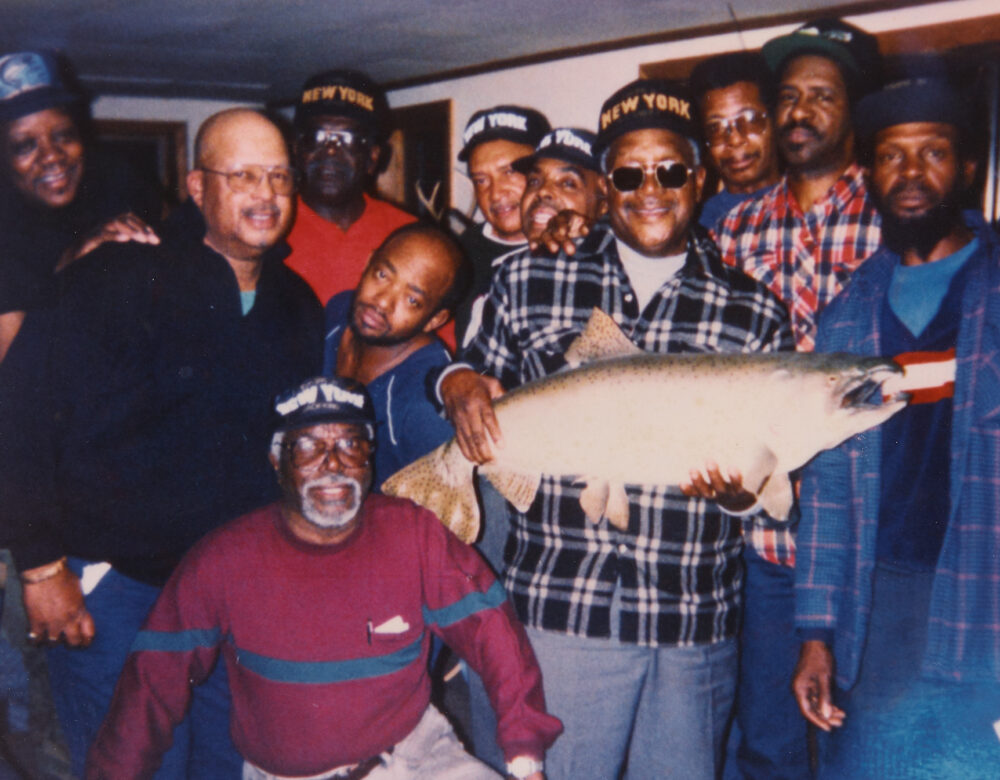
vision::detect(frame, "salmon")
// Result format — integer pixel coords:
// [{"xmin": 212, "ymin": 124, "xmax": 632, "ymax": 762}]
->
[{"xmin": 382, "ymin": 309, "xmax": 906, "ymax": 543}]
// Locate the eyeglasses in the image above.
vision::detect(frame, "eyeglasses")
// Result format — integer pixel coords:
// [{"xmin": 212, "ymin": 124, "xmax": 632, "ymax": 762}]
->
[
  {"xmin": 704, "ymin": 110, "xmax": 769, "ymax": 145},
  {"xmin": 283, "ymin": 434, "xmax": 373, "ymax": 470},
  {"xmin": 298, "ymin": 128, "xmax": 369, "ymax": 152},
  {"xmin": 609, "ymin": 162, "xmax": 692, "ymax": 192},
  {"xmin": 199, "ymin": 165, "xmax": 296, "ymax": 195}
]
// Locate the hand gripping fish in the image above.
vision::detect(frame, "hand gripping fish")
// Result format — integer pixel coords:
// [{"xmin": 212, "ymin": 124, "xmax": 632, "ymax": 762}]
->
[{"xmin": 382, "ymin": 308, "xmax": 908, "ymax": 543}]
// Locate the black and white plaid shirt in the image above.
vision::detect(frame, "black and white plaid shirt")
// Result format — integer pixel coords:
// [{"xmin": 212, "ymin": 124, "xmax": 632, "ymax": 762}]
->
[{"xmin": 461, "ymin": 221, "xmax": 794, "ymax": 646}]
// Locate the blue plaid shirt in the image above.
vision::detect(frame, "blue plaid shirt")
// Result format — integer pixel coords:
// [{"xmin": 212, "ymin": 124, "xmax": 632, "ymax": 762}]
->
[
  {"xmin": 461, "ymin": 221, "xmax": 793, "ymax": 646},
  {"xmin": 797, "ymin": 213, "xmax": 1000, "ymax": 687}
]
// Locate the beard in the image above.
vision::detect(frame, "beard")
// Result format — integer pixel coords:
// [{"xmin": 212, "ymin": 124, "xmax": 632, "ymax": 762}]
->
[
  {"xmin": 300, "ymin": 474, "xmax": 363, "ymax": 530},
  {"xmin": 875, "ymin": 180, "xmax": 964, "ymax": 258}
]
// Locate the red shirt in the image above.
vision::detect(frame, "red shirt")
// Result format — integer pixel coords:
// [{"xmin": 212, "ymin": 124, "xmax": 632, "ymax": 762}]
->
[
  {"xmin": 286, "ymin": 195, "xmax": 456, "ymax": 351},
  {"xmin": 286, "ymin": 194, "xmax": 415, "ymax": 305}
]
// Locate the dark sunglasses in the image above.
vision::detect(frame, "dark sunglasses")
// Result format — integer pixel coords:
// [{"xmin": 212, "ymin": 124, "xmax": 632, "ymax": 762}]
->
[{"xmin": 610, "ymin": 162, "xmax": 691, "ymax": 192}]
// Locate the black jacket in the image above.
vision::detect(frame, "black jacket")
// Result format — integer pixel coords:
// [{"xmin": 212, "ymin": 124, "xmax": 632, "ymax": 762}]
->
[{"xmin": 0, "ymin": 201, "xmax": 322, "ymax": 585}]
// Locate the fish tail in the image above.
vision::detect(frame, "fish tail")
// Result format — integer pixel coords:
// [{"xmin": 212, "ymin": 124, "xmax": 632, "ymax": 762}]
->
[{"xmin": 380, "ymin": 440, "xmax": 480, "ymax": 543}]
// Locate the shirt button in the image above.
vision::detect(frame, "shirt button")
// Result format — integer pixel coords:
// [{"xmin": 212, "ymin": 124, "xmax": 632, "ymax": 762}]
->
[
  {"xmin": 617, "ymin": 543, "xmax": 628, "ymax": 554},
  {"xmin": 624, "ymin": 293, "xmax": 634, "ymax": 302}
]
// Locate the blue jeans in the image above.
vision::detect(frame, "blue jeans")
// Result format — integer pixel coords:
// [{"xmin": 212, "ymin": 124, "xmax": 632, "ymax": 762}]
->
[
  {"xmin": 467, "ymin": 479, "xmax": 510, "ymax": 773},
  {"xmin": 46, "ymin": 560, "xmax": 241, "ymax": 778},
  {"xmin": 526, "ymin": 627, "xmax": 737, "ymax": 780},
  {"xmin": 726, "ymin": 546, "xmax": 811, "ymax": 780},
  {"xmin": 818, "ymin": 564, "xmax": 1000, "ymax": 779}
]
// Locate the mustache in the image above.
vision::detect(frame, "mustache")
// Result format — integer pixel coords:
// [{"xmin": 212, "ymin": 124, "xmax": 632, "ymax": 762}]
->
[
  {"xmin": 779, "ymin": 120, "xmax": 821, "ymax": 141},
  {"xmin": 241, "ymin": 204, "xmax": 280, "ymax": 218},
  {"xmin": 305, "ymin": 158, "xmax": 353, "ymax": 177},
  {"xmin": 886, "ymin": 179, "xmax": 935, "ymax": 200}
]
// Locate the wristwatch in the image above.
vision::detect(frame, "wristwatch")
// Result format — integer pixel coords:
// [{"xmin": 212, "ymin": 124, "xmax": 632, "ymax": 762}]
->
[{"xmin": 506, "ymin": 756, "xmax": 544, "ymax": 779}]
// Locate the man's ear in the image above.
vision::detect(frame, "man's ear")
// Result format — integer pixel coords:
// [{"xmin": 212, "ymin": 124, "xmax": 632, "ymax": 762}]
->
[
  {"xmin": 692, "ymin": 165, "xmax": 707, "ymax": 204},
  {"xmin": 187, "ymin": 169, "xmax": 206, "ymax": 209},
  {"xmin": 422, "ymin": 308, "xmax": 451, "ymax": 334},
  {"xmin": 595, "ymin": 176, "xmax": 609, "ymax": 218},
  {"xmin": 962, "ymin": 158, "xmax": 977, "ymax": 190}
]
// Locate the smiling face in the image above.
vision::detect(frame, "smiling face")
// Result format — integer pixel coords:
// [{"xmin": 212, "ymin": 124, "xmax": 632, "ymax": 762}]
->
[
  {"xmin": 272, "ymin": 422, "xmax": 374, "ymax": 543},
  {"xmin": 187, "ymin": 110, "xmax": 294, "ymax": 264},
  {"xmin": 701, "ymin": 81, "xmax": 778, "ymax": 194},
  {"xmin": 3, "ymin": 107, "xmax": 84, "ymax": 209},
  {"xmin": 775, "ymin": 54, "xmax": 854, "ymax": 176},
  {"xmin": 468, "ymin": 138, "xmax": 534, "ymax": 241},
  {"xmin": 520, "ymin": 157, "xmax": 607, "ymax": 241},
  {"xmin": 606, "ymin": 128, "xmax": 705, "ymax": 257}
]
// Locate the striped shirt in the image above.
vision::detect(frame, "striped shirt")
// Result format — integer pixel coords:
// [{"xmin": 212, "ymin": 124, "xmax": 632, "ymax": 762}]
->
[
  {"xmin": 715, "ymin": 163, "xmax": 882, "ymax": 565},
  {"xmin": 461, "ymin": 221, "xmax": 793, "ymax": 646}
]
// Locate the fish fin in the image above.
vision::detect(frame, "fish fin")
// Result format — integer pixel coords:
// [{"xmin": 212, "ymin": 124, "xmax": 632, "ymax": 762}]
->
[
  {"xmin": 758, "ymin": 472, "xmax": 794, "ymax": 522},
  {"xmin": 578, "ymin": 480, "xmax": 609, "ymax": 525},
  {"xmin": 381, "ymin": 440, "xmax": 480, "ymax": 543},
  {"xmin": 564, "ymin": 308, "xmax": 644, "ymax": 367},
  {"xmin": 482, "ymin": 466, "xmax": 540, "ymax": 513},
  {"xmin": 605, "ymin": 482, "xmax": 630, "ymax": 530}
]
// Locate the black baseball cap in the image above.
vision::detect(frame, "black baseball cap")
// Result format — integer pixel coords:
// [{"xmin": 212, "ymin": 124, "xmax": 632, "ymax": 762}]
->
[
  {"xmin": 512, "ymin": 128, "xmax": 601, "ymax": 174},
  {"xmin": 458, "ymin": 105, "xmax": 550, "ymax": 162},
  {"xmin": 762, "ymin": 18, "xmax": 881, "ymax": 85},
  {"xmin": 0, "ymin": 51, "xmax": 81, "ymax": 123},
  {"xmin": 595, "ymin": 78, "xmax": 698, "ymax": 156},
  {"xmin": 272, "ymin": 377, "xmax": 376, "ymax": 435},
  {"xmin": 293, "ymin": 69, "xmax": 390, "ymax": 141}
]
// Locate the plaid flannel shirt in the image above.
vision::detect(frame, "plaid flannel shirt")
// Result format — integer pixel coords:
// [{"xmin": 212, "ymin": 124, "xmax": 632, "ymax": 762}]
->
[
  {"xmin": 461, "ymin": 222, "xmax": 793, "ymax": 646},
  {"xmin": 797, "ymin": 214, "xmax": 1000, "ymax": 688},
  {"xmin": 715, "ymin": 162, "xmax": 882, "ymax": 566}
]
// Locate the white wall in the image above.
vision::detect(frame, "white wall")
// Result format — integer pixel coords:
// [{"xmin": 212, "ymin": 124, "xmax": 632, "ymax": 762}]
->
[
  {"xmin": 89, "ymin": 0, "xmax": 995, "ymax": 214},
  {"xmin": 389, "ymin": 0, "xmax": 996, "ymax": 217}
]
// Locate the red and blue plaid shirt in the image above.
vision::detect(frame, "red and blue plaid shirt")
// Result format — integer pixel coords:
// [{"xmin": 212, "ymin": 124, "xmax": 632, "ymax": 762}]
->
[{"xmin": 715, "ymin": 163, "xmax": 882, "ymax": 566}]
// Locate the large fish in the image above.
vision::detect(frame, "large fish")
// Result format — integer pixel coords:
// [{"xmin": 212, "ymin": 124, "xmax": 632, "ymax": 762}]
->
[{"xmin": 382, "ymin": 309, "xmax": 907, "ymax": 543}]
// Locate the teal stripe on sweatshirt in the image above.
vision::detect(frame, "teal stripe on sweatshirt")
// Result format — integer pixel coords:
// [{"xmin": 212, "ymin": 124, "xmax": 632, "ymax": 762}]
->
[
  {"xmin": 423, "ymin": 580, "xmax": 507, "ymax": 628},
  {"xmin": 234, "ymin": 635, "xmax": 424, "ymax": 684},
  {"xmin": 132, "ymin": 628, "xmax": 221, "ymax": 652}
]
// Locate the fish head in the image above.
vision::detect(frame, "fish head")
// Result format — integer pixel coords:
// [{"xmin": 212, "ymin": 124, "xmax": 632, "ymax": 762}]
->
[{"xmin": 766, "ymin": 353, "xmax": 908, "ymax": 468}]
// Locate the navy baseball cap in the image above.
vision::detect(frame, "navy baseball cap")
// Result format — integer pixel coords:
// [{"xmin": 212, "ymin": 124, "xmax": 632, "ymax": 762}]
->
[
  {"xmin": 595, "ymin": 79, "xmax": 698, "ymax": 155},
  {"xmin": 0, "ymin": 51, "xmax": 81, "ymax": 123},
  {"xmin": 293, "ymin": 69, "xmax": 390, "ymax": 140},
  {"xmin": 512, "ymin": 128, "xmax": 601, "ymax": 174},
  {"xmin": 273, "ymin": 377, "xmax": 376, "ymax": 435},
  {"xmin": 855, "ymin": 75, "xmax": 970, "ymax": 141},
  {"xmin": 458, "ymin": 105, "xmax": 550, "ymax": 162}
]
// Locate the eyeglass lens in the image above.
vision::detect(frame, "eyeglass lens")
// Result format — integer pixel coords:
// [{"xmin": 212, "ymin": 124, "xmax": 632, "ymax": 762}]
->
[
  {"xmin": 705, "ymin": 111, "xmax": 768, "ymax": 144},
  {"xmin": 288, "ymin": 435, "xmax": 371, "ymax": 469}
]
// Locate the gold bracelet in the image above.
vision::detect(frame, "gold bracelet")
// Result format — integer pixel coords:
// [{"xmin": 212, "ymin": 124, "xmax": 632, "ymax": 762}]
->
[{"xmin": 20, "ymin": 557, "xmax": 68, "ymax": 584}]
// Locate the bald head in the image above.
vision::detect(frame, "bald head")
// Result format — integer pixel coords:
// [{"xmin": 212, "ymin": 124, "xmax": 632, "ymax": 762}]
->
[{"xmin": 187, "ymin": 109, "xmax": 294, "ymax": 267}]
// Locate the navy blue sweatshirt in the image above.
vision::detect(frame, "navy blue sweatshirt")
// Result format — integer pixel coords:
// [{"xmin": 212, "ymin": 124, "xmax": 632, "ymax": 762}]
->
[{"xmin": 0, "ymin": 201, "xmax": 322, "ymax": 585}]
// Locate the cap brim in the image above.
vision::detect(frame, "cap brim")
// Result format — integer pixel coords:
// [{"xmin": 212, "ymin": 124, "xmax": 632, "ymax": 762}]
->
[
  {"xmin": 0, "ymin": 87, "xmax": 81, "ymax": 123},
  {"xmin": 762, "ymin": 34, "xmax": 859, "ymax": 78}
]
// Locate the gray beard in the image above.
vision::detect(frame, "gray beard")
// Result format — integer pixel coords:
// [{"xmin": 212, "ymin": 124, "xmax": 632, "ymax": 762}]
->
[{"xmin": 300, "ymin": 474, "xmax": 362, "ymax": 530}]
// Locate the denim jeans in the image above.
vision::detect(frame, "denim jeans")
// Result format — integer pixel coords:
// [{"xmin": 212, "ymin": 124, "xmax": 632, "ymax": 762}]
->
[
  {"xmin": 725, "ymin": 546, "xmax": 811, "ymax": 780},
  {"xmin": 46, "ymin": 560, "xmax": 241, "ymax": 778},
  {"xmin": 525, "ymin": 626, "xmax": 737, "ymax": 780}
]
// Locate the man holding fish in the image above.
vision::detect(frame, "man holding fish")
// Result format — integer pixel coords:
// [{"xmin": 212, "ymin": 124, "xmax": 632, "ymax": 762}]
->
[{"xmin": 435, "ymin": 78, "xmax": 794, "ymax": 780}]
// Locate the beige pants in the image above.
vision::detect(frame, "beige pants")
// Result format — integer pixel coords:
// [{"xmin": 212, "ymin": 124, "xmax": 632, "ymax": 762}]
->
[{"xmin": 242, "ymin": 704, "xmax": 500, "ymax": 780}]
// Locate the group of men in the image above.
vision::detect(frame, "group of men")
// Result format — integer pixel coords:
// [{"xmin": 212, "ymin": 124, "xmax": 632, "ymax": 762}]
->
[{"xmin": 1, "ymin": 11, "xmax": 998, "ymax": 780}]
